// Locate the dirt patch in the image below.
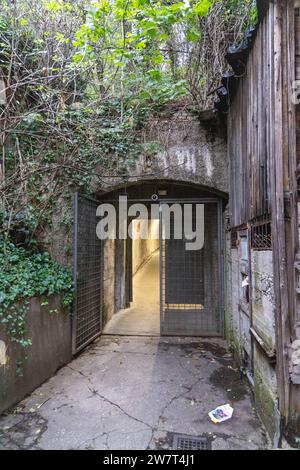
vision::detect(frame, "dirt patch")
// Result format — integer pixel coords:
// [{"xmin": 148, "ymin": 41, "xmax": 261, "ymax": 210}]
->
[
  {"xmin": 159, "ymin": 341, "xmax": 228, "ymax": 358},
  {"xmin": 197, "ymin": 342, "xmax": 228, "ymax": 358},
  {"xmin": 209, "ymin": 365, "xmax": 248, "ymax": 401},
  {"xmin": 152, "ymin": 432, "xmax": 174, "ymax": 450}
]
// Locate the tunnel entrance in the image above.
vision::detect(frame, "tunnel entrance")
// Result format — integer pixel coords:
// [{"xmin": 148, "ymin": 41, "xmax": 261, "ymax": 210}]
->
[
  {"xmin": 73, "ymin": 181, "xmax": 226, "ymax": 350},
  {"xmin": 104, "ymin": 217, "xmax": 160, "ymax": 336}
]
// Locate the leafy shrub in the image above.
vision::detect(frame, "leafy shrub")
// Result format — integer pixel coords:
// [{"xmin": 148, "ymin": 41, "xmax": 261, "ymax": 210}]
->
[{"xmin": 0, "ymin": 239, "xmax": 73, "ymax": 348}]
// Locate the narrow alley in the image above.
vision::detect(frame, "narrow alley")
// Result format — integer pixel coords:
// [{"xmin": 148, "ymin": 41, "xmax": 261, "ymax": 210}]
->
[
  {"xmin": 2, "ymin": 0, "xmax": 300, "ymax": 454},
  {"xmin": 0, "ymin": 335, "xmax": 266, "ymax": 450}
]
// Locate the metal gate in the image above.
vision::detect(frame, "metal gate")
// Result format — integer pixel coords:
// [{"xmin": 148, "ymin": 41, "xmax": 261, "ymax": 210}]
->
[
  {"xmin": 160, "ymin": 200, "xmax": 223, "ymax": 336},
  {"xmin": 72, "ymin": 193, "xmax": 103, "ymax": 353}
]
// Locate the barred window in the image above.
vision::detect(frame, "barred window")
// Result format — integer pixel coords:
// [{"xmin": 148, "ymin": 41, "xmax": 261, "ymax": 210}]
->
[{"xmin": 251, "ymin": 215, "xmax": 272, "ymax": 251}]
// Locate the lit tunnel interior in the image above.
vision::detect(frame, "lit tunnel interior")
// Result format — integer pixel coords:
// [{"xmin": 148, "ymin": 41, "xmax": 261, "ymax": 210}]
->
[
  {"xmin": 132, "ymin": 218, "xmax": 160, "ymax": 303},
  {"xmin": 104, "ymin": 218, "xmax": 160, "ymax": 335}
]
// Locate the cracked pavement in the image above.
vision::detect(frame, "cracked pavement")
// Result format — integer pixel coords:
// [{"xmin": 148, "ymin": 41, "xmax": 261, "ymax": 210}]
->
[{"xmin": 0, "ymin": 336, "xmax": 268, "ymax": 450}]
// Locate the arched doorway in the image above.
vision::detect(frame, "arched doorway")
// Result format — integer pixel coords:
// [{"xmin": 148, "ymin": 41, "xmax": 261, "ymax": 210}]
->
[{"xmin": 72, "ymin": 180, "xmax": 227, "ymax": 352}]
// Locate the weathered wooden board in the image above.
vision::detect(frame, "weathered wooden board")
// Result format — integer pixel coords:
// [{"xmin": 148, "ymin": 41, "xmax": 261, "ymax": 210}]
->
[{"xmin": 227, "ymin": 0, "xmax": 299, "ymax": 436}]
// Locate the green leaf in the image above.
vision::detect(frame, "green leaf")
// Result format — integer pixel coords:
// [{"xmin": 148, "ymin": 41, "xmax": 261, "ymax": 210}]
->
[
  {"xmin": 19, "ymin": 18, "xmax": 28, "ymax": 27},
  {"xmin": 147, "ymin": 70, "xmax": 162, "ymax": 81},
  {"xmin": 186, "ymin": 28, "xmax": 201, "ymax": 42},
  {"xmin": 193, "ymin": 0, "xmax": 213, "ymax": 17},
  {"xmin": 44, "ymin": 1, "xmax": 64, "ymax": 12}
]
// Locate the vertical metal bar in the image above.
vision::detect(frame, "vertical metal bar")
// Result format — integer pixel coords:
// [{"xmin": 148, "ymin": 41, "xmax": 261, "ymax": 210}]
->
[
  {"xmin": 72, "ymin": 192, "xmax": 78, "ymax": 355},
  {"xmin": 218, "ymin": 200, "xmax": 225, "ymax": 336},
  {"xmin": 100, "ymin": 236, "xmax": 104, "ymax": 332},
  {"xmin": 158, "ymin": 199, "xmax": 223, "ymax": 336},
  {"xmin": 72, "ymin": 193, "xmax": 102, "ymax": 354},
  {"xmin": 159, "ymin": 204, "xmax": 163, "ymax": 335}
]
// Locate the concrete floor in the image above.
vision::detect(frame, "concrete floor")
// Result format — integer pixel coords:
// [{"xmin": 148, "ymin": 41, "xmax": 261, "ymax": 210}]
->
[
  {"xmin": 0, "ymin": 335, "xmax": 267, "ymax": 450},
  {"xmin": 104, "ymin": 252, "xmax": 160, "ymax": 336}
]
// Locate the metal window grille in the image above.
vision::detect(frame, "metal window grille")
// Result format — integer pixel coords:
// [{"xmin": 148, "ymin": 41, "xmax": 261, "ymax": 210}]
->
[
  {"xmin": 251, "ymin": 215, "xmax": 272, "ymax": 250},
  {"xmin": 231, "ymin": 230, "xmax": 238, "ymax": 248}
]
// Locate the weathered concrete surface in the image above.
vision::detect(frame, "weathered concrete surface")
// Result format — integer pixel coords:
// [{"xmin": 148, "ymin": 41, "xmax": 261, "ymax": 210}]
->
[
  {"xmin": 251, "ymin": 251, "xmax": 276, "ymax": 352},
  {"xmin": 0, "ymin": 336, "xmax": 267, "ymax": 450},
  {"xmin": 0, "ymin": 296, "xmax": 71, "ymax": 415},
  {"xmin": 135, "ymin": 106, "xmax": 228, "ymax": 194},
  {"xmin": 103, "ymin": 238, "xmax": 116, "ymax": 325},
  {"xmin": 93, "ymin": 106, "xmax": 228, "ymax": 196}
]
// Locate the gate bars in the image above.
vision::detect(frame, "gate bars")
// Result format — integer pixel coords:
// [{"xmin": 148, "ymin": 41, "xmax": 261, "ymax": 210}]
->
[
  {"xmin": 72, "ymin": 194, "xmax": 224, "ymax": 351},
  {"xmin": 72, "ymin": 193, "xmax": 103, "ymax": 354},
  {"xmin": 159, "ymin": 199, "xmax": 224, "ymax": 336}
]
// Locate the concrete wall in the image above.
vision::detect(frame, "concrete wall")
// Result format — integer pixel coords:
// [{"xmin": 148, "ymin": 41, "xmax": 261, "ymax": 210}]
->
[
  {"xmin": 103, "ymin": 239, "xmax": 115, "ymax": 325},
  {"xmin": 96, "ymin": 107, "xmax": 228, "ymax": 196},
  {"xmin": 251, "ymin": 251, "xmax": 279, "ymax": 443},
  {"xmin": 0, "ymin": 296, "xmax": 71, "ymax": 414},
  {"xmin": 136, "ymin": 107, "xmax": 228, "ymax": 194},
  {"xmin": 114, "ymin": 239, "xmax": 127, "ymax": 312},
  {"xmin": 251, "ymin": 252, "xmax": 276, "ymax": 352}
]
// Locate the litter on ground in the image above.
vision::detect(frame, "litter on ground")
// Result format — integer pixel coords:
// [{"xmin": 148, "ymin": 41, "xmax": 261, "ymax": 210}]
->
[{"xmin": 208, "ymin": 404, "xmax": 234, "ymax": 424}]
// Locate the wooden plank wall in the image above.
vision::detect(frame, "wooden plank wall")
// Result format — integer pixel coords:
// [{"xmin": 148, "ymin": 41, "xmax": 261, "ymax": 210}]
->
[
  {"xmin": 228, "ymin": 0, "xmax": 300, "ymax": 438},
  {"xmin": 296, "ymin": 8, "xmax": 300, "ymax": 79},
  {"xmin": 291, "ymin": 2, "xmax": 300, "ymax": 439},
  {"xmin": 228, "ymin": 8, "xmax": 273, "ymax": 227},
  {"xmin": 295, "ymin": 8, "xmax": 300, "ymax": 169}
]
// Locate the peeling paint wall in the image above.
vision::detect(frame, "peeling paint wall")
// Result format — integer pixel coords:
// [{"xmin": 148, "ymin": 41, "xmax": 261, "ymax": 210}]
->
[
  {"xmin": 250, "ymin": 251, "xmax": 278, "ymax": 443},
  {"xmin": 136, "ymin": 108, "xmax": 228, "ymax": 193},
  {"xmin": 251, "ymin": 252, "xmax": 276, "ymax": 353}
]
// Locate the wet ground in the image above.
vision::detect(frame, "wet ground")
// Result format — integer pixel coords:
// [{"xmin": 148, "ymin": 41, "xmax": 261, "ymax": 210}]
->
[{"xmin": 0, "ymin": 336, "xmax": 268, "ymax": 450}]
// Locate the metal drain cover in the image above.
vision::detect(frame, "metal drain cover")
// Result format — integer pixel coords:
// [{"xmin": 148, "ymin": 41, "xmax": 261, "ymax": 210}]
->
[{"xmin": 172, "ymin": 433, "xmax": 210, "ymax": 450}]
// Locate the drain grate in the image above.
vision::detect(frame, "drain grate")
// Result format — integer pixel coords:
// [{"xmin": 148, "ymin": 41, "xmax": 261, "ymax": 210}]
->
[{"xmin": 172, "ymin": 433, "xmax": 210, "ymax": 450}]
